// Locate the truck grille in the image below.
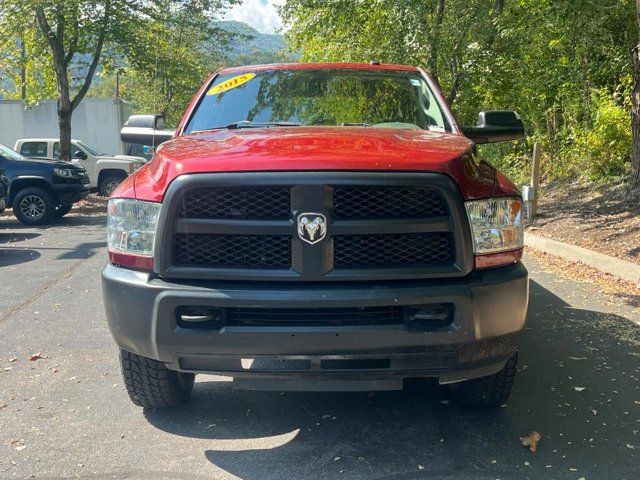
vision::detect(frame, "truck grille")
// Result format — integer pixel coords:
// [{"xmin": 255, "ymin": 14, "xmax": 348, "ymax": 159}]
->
[
  {"xmin": 176, "ymin": 303, "xmax": 454, "ymax": 329},
  {"xmin": 334, "ymin": 233, "xmax": 453, "ymax": 267},
  {"xmin": 227, "ymin": 305, "xmax": 404, "ymax": 327},
  {"xmin": 181, "ymin": 187, "xmax": 290, "ymax": 219},
  {"xmin": 159, "ymin": 173, "xmax": 471, "ymax": 281},
  {"xmin": 174, "ymin": 234, "xmax": 291, "ymax": 268},
  {"xmin": 334, "ymin": 187, "xmax": 446, "ymax": 219}
]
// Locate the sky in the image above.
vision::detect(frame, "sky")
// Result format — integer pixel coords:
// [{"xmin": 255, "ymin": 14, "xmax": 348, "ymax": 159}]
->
[{"xmin": 223, "ymin": 0, "xmax": 285, "ymax": 34}]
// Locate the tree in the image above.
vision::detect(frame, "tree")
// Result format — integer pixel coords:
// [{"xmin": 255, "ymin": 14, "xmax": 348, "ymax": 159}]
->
[
  {"xmin": 0, "ymin": 0, "xmax": 238, "ymax": 160},
  {"xmin": 116, "ymin": 4, "xmax": 238, "ymax": 125},
  {"xmin": 281, "ymin": 0, "xmax": 504, "ymax": 110},
  {"xmin": 281, "ymin": 0, "xmax": 637, "ymax": 189},
  {"xmin": 0, "ymin": 27, "xmax": 58, "ymax": 104},
  {"xmin": 0, "ymin": 0, "xmax": 119, "ymax": 160},
  {"xmin": 632, "ymin": 0, "xmax": 640, "ymax": 197}
]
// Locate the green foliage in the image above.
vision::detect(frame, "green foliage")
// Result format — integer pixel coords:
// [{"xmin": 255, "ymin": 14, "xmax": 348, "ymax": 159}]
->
[
  {"xmin": 282, "ymin": 0, "xmax": 637, "ymax": 185},
  {"xmin": 0, "ymin": 0, "xmax": 240, "ymax": 127},
  {"xmin": 0, "ymin": 28, "xmax": 57, "ymax": 104},
  {"xmin": 563, "ymin": 91, "xmax": 632, "ymax": 181}
]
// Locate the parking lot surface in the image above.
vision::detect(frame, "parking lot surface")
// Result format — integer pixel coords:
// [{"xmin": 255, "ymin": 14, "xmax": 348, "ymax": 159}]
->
[{"xmin": 1, "ymin": 215, "xmax": 639, "ymax": 480}]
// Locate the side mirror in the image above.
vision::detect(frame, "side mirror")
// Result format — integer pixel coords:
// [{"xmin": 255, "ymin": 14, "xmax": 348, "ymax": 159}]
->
[
  {"xmin": 75, "ymin": 150, "xmax": 88, "ymax": 160},
  {"xmin": 462, "ymin": 110, "xmax": 525, "ymax": 144},
  {"xmin": 120, "ymin": 114, "xmax": 175, "ymax": 147}
]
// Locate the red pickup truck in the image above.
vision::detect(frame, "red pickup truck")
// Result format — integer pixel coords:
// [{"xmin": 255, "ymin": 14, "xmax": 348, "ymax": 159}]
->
[{"xmin": 103, "ymin": 62, "xmax": 528, "ymax": 409}]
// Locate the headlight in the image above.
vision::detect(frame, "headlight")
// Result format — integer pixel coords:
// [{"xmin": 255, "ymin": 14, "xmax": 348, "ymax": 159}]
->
[
  {"xmin": 54, "ymin": 168, "xmax": 76, "ymax": 178},
  {"xmin": 107, "ymin": 199, "xmax": 161, "ymax": 257},
  {"xmin": 465, "ymin": 198, "xmax": 524, "ymax": 254}
]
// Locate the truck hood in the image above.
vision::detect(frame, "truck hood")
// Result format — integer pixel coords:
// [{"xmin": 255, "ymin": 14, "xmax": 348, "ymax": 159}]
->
[
  {"xmin": 126, "ymin": 127, "xmax": 518, "ymax": 202},
  {"xmin": 25, "ymin": 157, "xmax": 85, "ymax": 170},
  {"xmin": 108, "ymin": 154, "xmax": 147, "ymax": 163}
]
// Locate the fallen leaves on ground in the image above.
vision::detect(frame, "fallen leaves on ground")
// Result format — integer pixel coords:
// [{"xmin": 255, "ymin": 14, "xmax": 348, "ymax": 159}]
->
[
  {"xmin": 526, "ymin": 248, "xmax": 640, "ymax": 312},
  {"xmin": 520, "ymin": 431, "xmax": 542, "ymax": 453},
  {"xmin": 76, "ymin": 193, "xmax": 108, "ymax": 208}
]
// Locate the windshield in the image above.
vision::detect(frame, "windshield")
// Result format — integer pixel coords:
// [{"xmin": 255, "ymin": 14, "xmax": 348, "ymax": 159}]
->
[
  {"xmin": 185, "ymin": 69, "xmax": 451, "ymax": 133},
  {"xmin": 0, "ymin": 143, "xmax": 27, "ymax": 161},
  {"xmin": 77, "ymin": 141, "xmax": 103, "ymax": 156}
]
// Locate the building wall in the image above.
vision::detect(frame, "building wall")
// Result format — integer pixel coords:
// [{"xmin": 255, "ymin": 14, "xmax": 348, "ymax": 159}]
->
[{"xmin": 0, "ymin": 99, "xmax": 132, "ymax": 155}]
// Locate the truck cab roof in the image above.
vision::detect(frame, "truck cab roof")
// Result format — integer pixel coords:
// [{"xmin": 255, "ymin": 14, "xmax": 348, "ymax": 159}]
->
[{"xmin": 217, "ymin": 62, "xmax": 420, "ymax": 76}]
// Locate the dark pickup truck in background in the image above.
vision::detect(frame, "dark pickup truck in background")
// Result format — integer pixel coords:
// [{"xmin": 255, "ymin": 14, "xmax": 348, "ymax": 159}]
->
[
  {"xmin": 0, "ymin": 144, "xmax": 90, "ymax": 225},
  {"xmin": 103, "ymin": 62, "xmax": 529, "ymax": 410}
]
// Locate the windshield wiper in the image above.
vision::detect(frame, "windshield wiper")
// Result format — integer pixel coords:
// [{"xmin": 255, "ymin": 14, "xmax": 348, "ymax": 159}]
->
[
  {"xmin": 341, "ymin": 122, "xmax": 372, "ymax": 127},
  {"xmin": 225, "ymin": 120, "xmax": 303, "ymax": 129}
]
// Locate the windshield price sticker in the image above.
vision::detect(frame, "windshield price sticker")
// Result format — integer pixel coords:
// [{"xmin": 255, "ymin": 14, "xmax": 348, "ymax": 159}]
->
[{"xmin": 207, "ymin": 73, "xmax": 256, "ymax": 96}]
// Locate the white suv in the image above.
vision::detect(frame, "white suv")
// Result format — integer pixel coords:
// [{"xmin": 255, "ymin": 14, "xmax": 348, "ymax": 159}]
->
[{"xmin": 14, "ymin": 138, "xmax": 145, "ymax": 196}]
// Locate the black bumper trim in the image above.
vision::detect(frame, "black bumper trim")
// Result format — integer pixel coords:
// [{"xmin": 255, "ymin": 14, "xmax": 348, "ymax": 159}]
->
[
  {"xmin": 52, "ymin": 183, "xmax": 90, "ymax": 205},
  {"xmin": 102, "ymin": 262, "xmax": 528, "ymax": 384}
]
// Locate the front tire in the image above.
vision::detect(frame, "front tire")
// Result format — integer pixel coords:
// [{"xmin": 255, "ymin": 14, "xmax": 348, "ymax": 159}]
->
[
  {"xmin": 448, "ymin": 353, "xmax": 518, "ymax": 408},
  {"xmin": 12, "ymin": 187, "xmax": 56, "ymax": 226},
  {"xmin": 53, "ymin": 204, "xmax": 73, "ymax": 218},
  {"xmin": 120, "ymin": 349, "xmax": 195, "ymax": 408},
  {"xmin": 99, "ymin": 175, "xmax": 125, "ymax": 197}
]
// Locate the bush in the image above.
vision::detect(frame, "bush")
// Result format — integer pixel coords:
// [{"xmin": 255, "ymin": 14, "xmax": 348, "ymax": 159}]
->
[
  {"xmin": 564, "ymin": 90, "xmax": 631, "ymax": 181},
  {"xmin": 480, "ymin": 90, "xmax": 631, "ymax": 186}
]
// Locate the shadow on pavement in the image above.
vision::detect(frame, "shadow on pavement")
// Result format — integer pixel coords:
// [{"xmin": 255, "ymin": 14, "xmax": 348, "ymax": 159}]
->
[
  {"xmin": 143, "ymin": 280, "xmax": 640, "ymax": 480},
  {"xmin": 0, "ymin": 214, "xmax": 106, "ymax": 230},
  {"xmin": 0, "ymin": 248, "xmax": 40, "ymax": 267},
  {"xmin": 56, "ymin": 241, "xmax": 105, "ymax": 260},
  {"xmin": 0, "ymin": 231, "xmax": 40, "ymax": 244}
]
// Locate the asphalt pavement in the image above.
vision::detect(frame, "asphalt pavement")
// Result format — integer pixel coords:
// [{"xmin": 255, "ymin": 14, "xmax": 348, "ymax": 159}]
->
[{"xmin": 0, "ymin": 214, "xmax": 638, "ymax": 480}]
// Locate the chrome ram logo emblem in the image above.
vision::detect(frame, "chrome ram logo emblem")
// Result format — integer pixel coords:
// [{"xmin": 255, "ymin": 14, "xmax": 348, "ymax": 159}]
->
[{"xmin": 297, "ymin": 213, "xmax": 327, "ymax": 245}]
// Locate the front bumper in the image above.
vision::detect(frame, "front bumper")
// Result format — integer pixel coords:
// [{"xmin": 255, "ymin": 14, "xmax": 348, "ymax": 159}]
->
[
  {"xmin": 52, "ymin": 183, "xmax": 90, "ymax": 205},
  {"xmin": 102, "ymin": 262, "xmax": 528, "ymax": 390}
]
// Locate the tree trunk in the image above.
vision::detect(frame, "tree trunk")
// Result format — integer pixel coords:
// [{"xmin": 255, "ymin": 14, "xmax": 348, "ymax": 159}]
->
[
  {"xmin": 58, "ymin": 100, "xmax": 73, "ymax": 161},
  {"xmin": 632, "ymin": 44, "xmax": 640, "ymax": 197},
  {"xmin": 34, "ymin": 2, "xmax": 110, "ymax": 162},
  {"xmin": 632, "ymin": 0, "xmax": 640, "ymax": 198},
  {"xmin": 55, "ymin": 65, "xmax": 73, "ymax": 161}
]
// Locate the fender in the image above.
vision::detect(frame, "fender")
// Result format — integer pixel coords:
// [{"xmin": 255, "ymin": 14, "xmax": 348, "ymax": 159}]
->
[
  {"xmin": 95, "ymin": 158, "xmax": 132, "ymax": 171},
  {"xmin": 8, "ymin": 175, "xmax": 53, "ymax": 201}
]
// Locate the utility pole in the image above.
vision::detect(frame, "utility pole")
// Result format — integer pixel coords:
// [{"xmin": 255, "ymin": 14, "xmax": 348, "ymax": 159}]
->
[{"xmin": 530, "ymin": 142, "xmax": 541, "ymax": 218}]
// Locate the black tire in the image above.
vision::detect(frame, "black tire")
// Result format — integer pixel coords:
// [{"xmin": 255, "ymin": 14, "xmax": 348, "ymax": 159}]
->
[
  {"xmin": 12, "ymin": 187, "xmax": 56, "ymax": 226},
  {"xmin": 53, "ymin": 204, "xmax": 73, "ymax": 218},
  {"xmin": 99, "ymin": 175, "xmax": 125, "ymax": 197},
  {"xmin": 120, "ymin": 349, "xmax": 195, "ymax": 408},
  {"xmin": 448, "ymin": 353, "xmax": 518, "ymax": 408}
]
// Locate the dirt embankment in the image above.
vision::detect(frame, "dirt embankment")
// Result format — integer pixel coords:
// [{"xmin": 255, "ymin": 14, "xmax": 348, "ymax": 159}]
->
[{"xmin": 527, "ymin": 181, "xmax": 640, "ymax": 265}]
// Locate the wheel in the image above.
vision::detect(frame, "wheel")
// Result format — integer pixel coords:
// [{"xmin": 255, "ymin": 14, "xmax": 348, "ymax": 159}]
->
[
  {"xmin": 99, "ymin": 175, "xmax": 125, "ymax": 197},
  {"xmin": 448, "ymin": 353, "xmax": 518, "ymax": 408},
  {"xmin": 12, "ymin": 187, "xmax": 55, "ymax": 226},
  {"xmin": 53, "ymin": 204, "xmax": 73, "ymax": 218},
  {"xmin": 120, "ymin": 349, "xmax": 195, "ymax": 408}
]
